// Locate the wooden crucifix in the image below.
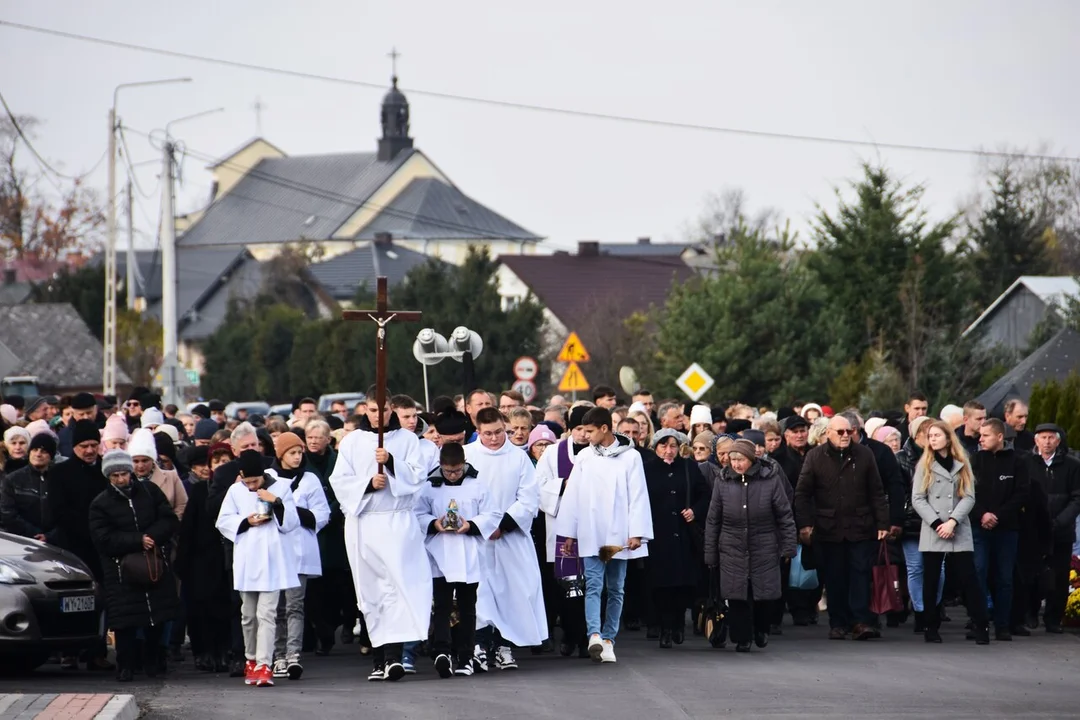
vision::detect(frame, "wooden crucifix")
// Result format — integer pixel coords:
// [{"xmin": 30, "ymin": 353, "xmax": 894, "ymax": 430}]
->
[{"xmin": 342, "ymin": 276, "xmax": 421, "ymax": 471}]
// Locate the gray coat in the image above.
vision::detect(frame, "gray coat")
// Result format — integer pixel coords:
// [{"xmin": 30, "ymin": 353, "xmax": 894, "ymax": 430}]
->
[
  {"xmin": 911, "ymin": 457, "xmax": 975, "ymax": 553},
  {"xmin": 703, "ymin": 459, "xmax": 797, "ymax": 601}
]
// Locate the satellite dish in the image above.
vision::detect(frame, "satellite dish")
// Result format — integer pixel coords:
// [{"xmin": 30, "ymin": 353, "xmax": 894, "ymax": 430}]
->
[
  {"xmin": 449, "ymin": 326, "xmax": 483, "ymax": 360},
  {"xmin": 619, "ymin": 366, "xmax": 640, "ymax": 396},
  {"xmin": 412, "ymin": 328, "xmax": 449, "ymax": 366}
]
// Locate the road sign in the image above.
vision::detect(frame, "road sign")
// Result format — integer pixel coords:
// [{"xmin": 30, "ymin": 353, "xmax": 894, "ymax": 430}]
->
[
  {"xmin": 513, "ymin": 356, "xmax": 538, "ymax": 382},
  {"xmin": 557, "ymin": 332, "xmax": 590, "ymax": 363},
  {"xmin": 558, "ymin": 362, "xmax": 590, "ymax": 393},
  {"xmin": 511, "ymin": 379, "xmax": 537, "ymax": 404},
  {"xmin": 675, "ymin": 362, "xmax": 714, "ymax": 401},
  {"xmin": 185, "ymin": 369, "xmax": 200, "ymax": 386}
]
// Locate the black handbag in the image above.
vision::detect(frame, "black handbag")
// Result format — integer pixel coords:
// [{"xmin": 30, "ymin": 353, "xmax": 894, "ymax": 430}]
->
[
  {"xmin": 700, "ymin": 567, "xmax": 728, "ymax": 648},
  {"xmin": 120, "ymin": 548, "xmax": 163, "ymax": 588}
]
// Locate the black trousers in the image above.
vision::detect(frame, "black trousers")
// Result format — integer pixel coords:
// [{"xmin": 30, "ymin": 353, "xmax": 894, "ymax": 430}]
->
[
  {"xmin": 115, "ymin": 625, "xmax": 163, "ymax": 673},
  {"xmin": 373, "ymin": 642, "xmax": 404, "ymax": 665},
  {"xmin": 1043, "ymin": 542, "xmax": 1073, "ymax": 628},
  {"xmin": 770, "ymin": 561, "xmax": 789, "ymax": 626},
  {"xmin": 306, "ymin": 568, "xmax": 353, "ymax": 645},
  {"xmin": 187, "ymin": 606, "xmax": 231, "ymax": 659},
  {"xmin": 624, "ymin": 559, "xmax": 653, "ymax": 626},
  {"xmin": 431, "ymin": 578, "xmax": 477, "ymax": 665},
  {"xmin": 651, "ymin": 585, "xmax": 694, "ymax": 633},
  {"xmin": 922, "ymin": 551, "xmax": 988, "ymax": 630},
  {"xmin": 816, "ymin": 540, "xmax": 876, "ymax": 630},
  {"xmin": 728, "ymin": 581, "xmax": 770, "ymax": 645}
]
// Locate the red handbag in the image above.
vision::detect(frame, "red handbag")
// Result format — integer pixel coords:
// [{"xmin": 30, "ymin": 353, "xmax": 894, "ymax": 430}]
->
[{"xmin": 870, "ymin": 539, "xmax": 904, "ymax": 615}]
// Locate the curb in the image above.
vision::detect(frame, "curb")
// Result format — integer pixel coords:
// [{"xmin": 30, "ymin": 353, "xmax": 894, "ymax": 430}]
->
[{"xmin": 96, "ymin": 694, "xmax": 139, "ymax": 720}]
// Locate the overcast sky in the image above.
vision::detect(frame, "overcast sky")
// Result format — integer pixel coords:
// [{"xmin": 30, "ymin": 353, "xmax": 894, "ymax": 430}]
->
[{"xmin": 2, "ymin": 1, "xmax": 1078, "ymax": 252}]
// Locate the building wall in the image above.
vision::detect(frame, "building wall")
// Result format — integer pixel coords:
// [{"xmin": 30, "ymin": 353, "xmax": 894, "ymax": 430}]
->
[
  {"xmin": 211, "ymin": 139, "xmax": 286, "ymax": 201},
  {"xmin": 980, "ymin": 287, "xmax": 1050, "ymax": 352},
  {"xmin": 333, "ymin": 153, "xmax": 449, "ymax": 239}
]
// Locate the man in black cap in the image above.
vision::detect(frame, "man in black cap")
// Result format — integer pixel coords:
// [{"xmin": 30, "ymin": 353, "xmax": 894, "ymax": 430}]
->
[
  {"xmin": 48, "ymin": 419, "xmax": 114, "ymax": 670},
  {"xmin": 208, "ymin": 400, "xmax": 227, "ymax": 427},
  {"xmin": 58, "ymin": 392, "xmax": 100, "ymax": 457},
  {"xmin": 25, "ymin": 395, "xmax": 58, "ymax": 423},
  {"xmin": 124, "ymin": 387, "xmax": 148, "ymax": 432},
  {"xmin": 0, "ymin": 433, "xmax": 59, "ymax": 541},
  {"xmin": 1026, "ymin": 423, "xmax": 1080, "ymax": 633}
]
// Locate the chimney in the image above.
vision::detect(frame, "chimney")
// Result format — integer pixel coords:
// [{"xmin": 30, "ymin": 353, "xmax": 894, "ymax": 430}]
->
[
  {"xmin": 637, "ymin": 236, "xmax": 651, "ymax": 245},
  {"xmin": 577, "ymin": 240, "xmax": 600, "ymax": 257},
  {"xmin": 373, "ymin": 232, "xmax": 393, "ymax": 246},
  {"xmin": 2, "ymin": 268, "xmax": 15, "ymax": 285}
]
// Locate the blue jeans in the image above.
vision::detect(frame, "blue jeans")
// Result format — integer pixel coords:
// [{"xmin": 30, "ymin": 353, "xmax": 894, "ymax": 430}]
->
[
  {"xmin": 402, "ymin": 640, "xmax": 419, "ymax": 665},
  {"xmin": 901, "ymin": 538, "xmax": 943, "ymax": 612},
  {"xmin": 972, "ymin": 528, "xmax": 1019, "ymax": 629},
  {"xmin": 583, "ymin": 557, "xmax": 627, "ymax": 642}
]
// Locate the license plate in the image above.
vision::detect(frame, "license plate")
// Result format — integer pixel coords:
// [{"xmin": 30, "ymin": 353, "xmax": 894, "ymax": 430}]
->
[{"xmin": 61, "ymin": 595, "xmax": 95, "ymax": 613}]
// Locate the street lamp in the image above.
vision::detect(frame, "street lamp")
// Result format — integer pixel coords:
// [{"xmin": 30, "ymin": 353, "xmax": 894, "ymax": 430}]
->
[
  {"xmin": 412, "ymin": 326, "xmax": 483, "ymax": 410},
  {"xmin": 104, "ymin": 77, "xmax": 192, "ymax": 396}
]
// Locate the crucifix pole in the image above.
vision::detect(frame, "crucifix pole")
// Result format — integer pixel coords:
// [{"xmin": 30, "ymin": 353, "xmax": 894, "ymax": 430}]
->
[{"xmin": 342, "ymin": 276, "xmax": 422, "ymax": 472}]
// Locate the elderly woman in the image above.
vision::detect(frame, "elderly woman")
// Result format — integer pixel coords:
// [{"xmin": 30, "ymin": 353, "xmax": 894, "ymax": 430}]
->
[
  {"xmin": 873, "ymin": 425, "xmax": 903, "ymax": 454},
  {"xmin": 89, "ymin": 450, "xmax": 180, "ymax": 681},
  {"xmin": 644, "ymin": 429, "xmax": 711, "ymax": 648},
  {"xmin": 129, "ymin": 429, "xmax": 188, "ymax": 519},
  {"xmin": 691, "ymin": 431, "xmax": 716, "ymax": 464},
  {"xmin": 704, "ymin": 439, "xmax": 796, "ymax": 653},
  {"xmin": 2, "ymin": 426, "xmax": 31, "ymax": 475}
]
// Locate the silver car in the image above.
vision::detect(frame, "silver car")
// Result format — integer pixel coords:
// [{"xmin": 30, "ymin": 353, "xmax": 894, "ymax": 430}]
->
[{"xmin": 0, "ymin": 532, "xmax": 104, "ymax": 673}]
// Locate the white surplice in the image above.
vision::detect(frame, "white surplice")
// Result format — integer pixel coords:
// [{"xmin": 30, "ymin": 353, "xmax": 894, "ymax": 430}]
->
[
  {"xmin": 266, "ymin": 469, "xmax": 331, "ymax": 577},
  {"xmin": 414, "ymin": 468, "xmax": 500, "ymax": 584},
  {"xmin": 465, "ymin": 438, "xmax": 548, "ymax": 646},
  {"xmin": 555, "ymin": 435, "xmax": 654, "ymax": 561},
  {"xmin": 329, "ymin": 425, "xmax": 432, "ymax": 646},
  {"xmin": 416, "ymin": 437, "xmax": 441, "ymax": 476},
  {"xmin": 216, "ymin": 477, "xmax": 301, "ymax": 592},
  {"xmin": 535, "ymin": 439, "xmax": 580, "ymax": 562}
]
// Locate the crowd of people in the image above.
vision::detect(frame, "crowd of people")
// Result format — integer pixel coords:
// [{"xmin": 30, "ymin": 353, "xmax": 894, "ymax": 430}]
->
[{"xmin": 0, "ymin": 384, "xmax": 1078, "ymax": 686}]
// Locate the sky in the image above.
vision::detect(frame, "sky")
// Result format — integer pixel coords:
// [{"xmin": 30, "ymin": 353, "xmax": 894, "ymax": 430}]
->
[{"xmin": 2, "ymin": 1, "xmax": 1078, "ymax": 252}]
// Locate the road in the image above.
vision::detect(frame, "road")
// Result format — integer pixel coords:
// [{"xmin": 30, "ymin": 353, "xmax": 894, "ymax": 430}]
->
[{"xmin": 0, "ymin": 621, "xmax": 1077, "ymax": 719}]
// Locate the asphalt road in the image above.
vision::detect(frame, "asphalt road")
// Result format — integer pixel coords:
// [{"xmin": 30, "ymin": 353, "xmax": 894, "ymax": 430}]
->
[{"xmin": 1, "ymin": 620, "xmax": 1077, "ymax": 719}]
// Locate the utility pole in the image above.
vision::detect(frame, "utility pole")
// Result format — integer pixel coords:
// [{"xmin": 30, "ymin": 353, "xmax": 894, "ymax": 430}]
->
[
  {"xmin": 103, "ymin": 107, "xmax": 117, "ymax": 396},
  {"xmin": 159, "ymin": 138, "xmax": 180, "ymax": 407},
  {"xmin": 126, "ymin": 179, "xmax": 136, "ymax": 311}
]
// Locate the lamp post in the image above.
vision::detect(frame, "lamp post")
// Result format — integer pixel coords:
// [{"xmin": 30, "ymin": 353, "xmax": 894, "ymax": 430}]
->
[
  {"xmin": 103, "ymin": 77, "xmax": 191, "ymax": 396},
  {"xmin": 412, "ymin": 326, "xmax": 483, "ymax": 410}
]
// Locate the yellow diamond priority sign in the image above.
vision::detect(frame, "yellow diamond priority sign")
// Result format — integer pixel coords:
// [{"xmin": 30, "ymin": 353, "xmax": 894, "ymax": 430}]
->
[{"xmin": 676, "ymin": 362, "xmax": 714, "ymax": 401}]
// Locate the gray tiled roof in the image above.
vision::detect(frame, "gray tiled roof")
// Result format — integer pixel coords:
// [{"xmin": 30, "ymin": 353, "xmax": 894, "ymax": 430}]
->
[
  {"xmin": 0, "ymin": 303, "xmax": 131, "ymax": 388},
  {"xmin": 976, "ymin": 327, "xmax": 1080, "ymax": 416},
  {"xmin": 356, "ymin": 177, "xmax": 541, "ymax": 242},
  {"xmin": 178, "ymin": 151, "xmax": 415, "ymax": 248},
  {"xmin": 307, "ymin": 241, "xmax": 440, "ymax": 301}
]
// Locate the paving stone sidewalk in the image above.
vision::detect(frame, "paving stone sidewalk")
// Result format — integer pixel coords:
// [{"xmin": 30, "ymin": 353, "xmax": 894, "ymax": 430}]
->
[{"xmin": 0, "ymin": 694, "xmax": 137, "ymax": 720}]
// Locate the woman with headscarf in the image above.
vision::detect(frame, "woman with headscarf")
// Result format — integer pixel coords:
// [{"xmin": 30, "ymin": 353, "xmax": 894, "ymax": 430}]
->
[
  {"xmin": 691, "ymin": 430, "xmax": 715, "ymax": 464},
  {"xmin": 643, "ymin": 429, "xmax": 711, "ymax": 648},
  {"xmin": 704, "ymin": 439, "xmax": 796, "ymax": 653}
]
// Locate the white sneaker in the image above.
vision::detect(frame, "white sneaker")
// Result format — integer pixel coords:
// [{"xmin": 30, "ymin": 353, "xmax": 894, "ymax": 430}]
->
[
  {"xmin": 494, "ymin": 646, "xmax": 517, "ymax": 670},
  {"xmin": 367, "ymin": 662, "xmax": 384, "ymax": 681},
  {"xmin": 600, "ymin": 640, "xmax": 616, "ymax": 664},
  {"xmin": 353, "ymin": 619, "xmax": 363, "ymax": 637},
  {"xmin": 587, "ymin": 634, "xmax": 603, "ymax": 663},
  {"xmin": 272, "ymin": 658, "xmax": 289, "ymax": 678},
  {"xmin": 471, "ymin": 645, "xmax": 488, "ymax": 673},
  {"xmin": 454, "ymin": 662, "xmax": 474, "ymax": 677},
  {"xmin": 434, "ymin": 653, "xmax": 452, "ymax": 679}
]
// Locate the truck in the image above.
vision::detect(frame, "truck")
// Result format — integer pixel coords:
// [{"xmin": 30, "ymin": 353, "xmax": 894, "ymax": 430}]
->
[{"xmin": 1, "ymin": 376, "xmax": 40, "ymax": 400}]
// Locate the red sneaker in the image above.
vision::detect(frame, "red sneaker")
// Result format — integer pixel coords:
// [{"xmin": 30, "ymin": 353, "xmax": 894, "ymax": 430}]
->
[
  {"xmin": 255, "ymin": 663, "xmax": 275, "ymax": 687},
  {"xmin": 244, "ymin": 659, "xmax": 257, "ymax": 685}
]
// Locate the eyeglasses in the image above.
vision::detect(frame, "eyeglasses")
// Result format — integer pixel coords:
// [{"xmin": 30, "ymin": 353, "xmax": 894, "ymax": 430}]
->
[
  {"xmin": 441, "ymin": 466, "xmax": 465, "ymax": 478},
  {"xmin": 125, "ymin": 401, "xmax": 140, "ymax": 408},
  {"xmin": 693, "ymin": 445, "xmax": 709, "ymax": 452},
  {"xmin": 479, "ymin": 429, "xmax": 505, "ymax": 439},
  {"xmin": 833, "ymin": 429, "xmax": 855, "ymax": 436}
]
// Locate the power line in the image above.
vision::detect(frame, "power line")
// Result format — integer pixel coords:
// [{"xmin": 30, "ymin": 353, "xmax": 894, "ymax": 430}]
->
[
  {"xmin": 117, "ymin": 127, "xmax": 158, "ymax": 199},
  {"xmin": 0, "ymin": 87, "xmax": 108, "ymax": 182},
  {"xmin": 3, "ymin": 19, "xmax": 1078, "ymax": 164}
]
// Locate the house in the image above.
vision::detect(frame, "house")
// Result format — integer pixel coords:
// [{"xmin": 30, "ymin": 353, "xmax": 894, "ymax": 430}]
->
[
  {"xmin": 176, "ymin": 75, "xmax": 542, "ymax": 267},
  {"xmin": 306, "ymin": 235, "xmax": 441, "ymax": 304},
  {"xmin": 963, "ymin": 276, "xmax": 1080, "ymax": 353},
  {"xmin": 976, "ymin": 327, "xmax": 1080, "ymax": 416},
  {"xmin": 0, "ymin": 257, "xmax": 87, "ymax": 305},
  {"xmin": 496, "ymin": 241, "xmax": 696, "ymax": 384},
  {"xmin": 0, "ymin": 303, "xmax": 132, "ymax": 394}
]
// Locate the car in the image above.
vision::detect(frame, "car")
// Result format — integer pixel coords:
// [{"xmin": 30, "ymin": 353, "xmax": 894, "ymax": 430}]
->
[
  {"xmin": 269, "ymin": 403, "xmax": 293, "ymax": 419},
  {"xmin": 0, "ymin": 532, "xmax": 104, "ymax": 673},
  {"xmin": 318, "ymin": 392, "xmax": 367, "ymax": 414},
  {"xmin": 224, "ymin": 401, "xmax": 271, "ymax": 420}
]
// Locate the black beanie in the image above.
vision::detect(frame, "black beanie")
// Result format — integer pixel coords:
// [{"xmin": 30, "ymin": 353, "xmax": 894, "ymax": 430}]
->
[
  {"xmin": 127, "ymin": 386, "xmax": 150, "ymax": 404},
  {"xmin": 568, "ymin": 405, "xmax": 590, "ymax": 430},
  {"xmin": 154, "ymin": 432, "xmax": 177, "ymax": 464},
  {"xmin": 434, "ymin": 410, "xmax": 468, "ymax": 435},
  {"xmin": 188, "ymin": 446, "xmax": 209, "ymax": 467},
  {"xmin": 726, "ymin": 418, "xmax": 752, "ymax": 435},
  {"xmin": 71, "ymin": 392, "xmax": 97, "ymax": 411},
  {"xmin": 72, "ymin": 420, "xmax": 100, "ymax": 447},
  {"xmin": 30, "ymin": 433, "xmax": 58, "ymax": 456},
  {"xmin": 191, "ymin": 404, "xmax": 210, "ymax": 420},
  {"xmin": 238, "ymin": 449, "xmax": 265, "ymax": 478}
]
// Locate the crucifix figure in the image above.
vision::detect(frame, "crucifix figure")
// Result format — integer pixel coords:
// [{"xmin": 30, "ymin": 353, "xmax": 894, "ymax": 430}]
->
[{"xmin": 342, "ymin": 276, "xmax": 421, "ymax": 471}]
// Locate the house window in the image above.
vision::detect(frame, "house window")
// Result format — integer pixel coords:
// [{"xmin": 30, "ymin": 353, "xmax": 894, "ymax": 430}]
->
[{"xmin": 501, "ymin": 295, "xmax": 522, "ymax": 312}]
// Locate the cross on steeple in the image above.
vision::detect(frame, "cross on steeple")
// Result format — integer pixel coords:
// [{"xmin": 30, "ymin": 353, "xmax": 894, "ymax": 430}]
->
[
  {"xmin": 252, "ymin": 96, "xmax": 266, "ymax": 136},
  {"xmin": 387, "ymin": 47, "xmax": 401, "ymax": 80}
]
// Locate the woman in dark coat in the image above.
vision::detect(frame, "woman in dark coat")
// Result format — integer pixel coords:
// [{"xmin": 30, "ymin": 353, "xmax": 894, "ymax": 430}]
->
[
  {"xmin": 644, "ymin": 429, "xmax": 711, "ymax": 648},
  {"xmin": 704, "ymin": 439, "xmax": 796, "ymax": 653},
  {"xmin": 89, "ymin": 450, "xmax": 180, "ymax": 682}
]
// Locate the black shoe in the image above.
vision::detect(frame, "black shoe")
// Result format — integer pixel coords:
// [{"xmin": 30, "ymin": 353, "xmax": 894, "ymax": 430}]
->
[
  {"xmin": 672, "ymin": 628, "xmax": 685, "ymax": 645},
  {"xmin": 754, "ymin": 632, "xmax": 769, "ymax": 649},
  {"xmin": 995, "ymin": 627, "xmax": 1013, "ymax": 641},
  {"xmin": 974, "ymin": 625, "xmax": 990, "ymax": 645},
  {"xmin": 792, "ymin": 616, "xmax": 810, "ymax": 627},
  {"xmin": 645, "ymin": 625, "xmax": 660, "ymax": 640},
  {"xmin": 169, "ymin": 645, "xmax": 183, "ymax": 663},
  {"xmin": 434, "ymin": 654, "xmax": 453, "ymax": 679},
  {"xmin": 913, "ymin": 611, "xmax": 925, "ymax": 634},
  {"xmin": 341, "ymin": 627, "xmax": 355, "ymax": 645},
  {"xmin": 965, "ymin": 629, "xmax": 977, "ymax": 641},
  {"xmin": 659, "ymin": 631, "xmax": 673, "ymax": 649},
  {"xmin": 1010, "ymin": 625, "xmax": 1031, "ymax": 637},
  {"xmin": 116, "ymin": 668, "xmax": 133, "ymax": 682},
  {"xmin": 214, "ymin": 656, "xmax": 229, "ymax": 673},
  {"xmin": 735, "ymin": 642, "xmax": 751, "ymax": 653},
  {"xmin": 1045, "ymin": 624, "xmax": 1064, "ymax": 635},
  {"xmin": 87, "ymin": 656, "xmax": 115, "ymax": 672},
  {"xmin": 1025, "ymin": 612, "xmax": 1039, "ymax": 630},
  {"xmin": 924, "ymin": 628, "xmax": 942, "ymax": 643},
  {"xmin": 770, "ymin": 623, "xmax": 783, "ymax": 636},
  {"xmin": 195, "ymin": 654, "xmax": 214, "ymax": 672},
  {"xmin": 559, "ymin": 643, "xmax": 574, "ymax": 657},
  {"xmin": 229, "ymin": 659, "xmax": 246, "ymax": 677},
  {"xmin": 384, "ymin": 662, "xmax": 405, "ymax": 682},
  {"xmin": 625, "ymin": 619, "xmax": 641, "ymax": 631}
]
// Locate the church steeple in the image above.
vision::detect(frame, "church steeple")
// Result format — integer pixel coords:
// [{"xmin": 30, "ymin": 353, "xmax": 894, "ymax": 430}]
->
[{"xmin": 378, "ymin": 49, "xmax": 413, "ymax": 162}]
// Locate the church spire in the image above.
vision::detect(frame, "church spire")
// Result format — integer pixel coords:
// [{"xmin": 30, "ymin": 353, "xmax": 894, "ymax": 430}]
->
[{"xmin": 378, "ymin": 48, "xmax": 413, "ymax": 162}]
